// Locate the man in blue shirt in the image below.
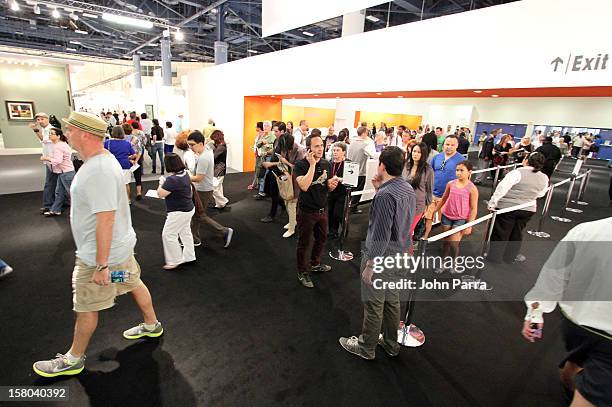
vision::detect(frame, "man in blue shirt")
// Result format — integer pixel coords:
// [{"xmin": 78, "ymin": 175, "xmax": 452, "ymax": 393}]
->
[{"xmin": 423, "ymin": 135, "xmax": 465, "ymax": 239}]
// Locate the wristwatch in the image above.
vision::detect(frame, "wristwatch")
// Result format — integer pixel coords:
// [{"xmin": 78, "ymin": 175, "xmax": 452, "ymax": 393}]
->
[{"xmin": 95, "ymin": 264, "xmax": 109, "ymax": 272}]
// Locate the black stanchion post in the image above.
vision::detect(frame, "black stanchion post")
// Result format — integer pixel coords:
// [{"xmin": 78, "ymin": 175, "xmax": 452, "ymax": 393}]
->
[
  {"xmin": 527, "ymin": 184, "xmax": 554, "ymax": 238},
  {"xmin": 329, "ymin": 186, "xmax": 354, "ymax": 261}
]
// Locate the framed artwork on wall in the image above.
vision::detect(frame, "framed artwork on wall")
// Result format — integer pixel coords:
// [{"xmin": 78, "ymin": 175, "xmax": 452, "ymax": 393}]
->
[
  {"xmin": 145, "ymin": 104, "xmax": 154, "ymax": 119},
  {"xmin": 5, "ymin": 101, "xmax": 36, "ymax": 121}
]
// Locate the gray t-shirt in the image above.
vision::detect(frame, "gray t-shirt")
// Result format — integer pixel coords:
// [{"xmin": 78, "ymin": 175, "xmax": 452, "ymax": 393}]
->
[
  {"xmin": 194, "ymin": 146, "xmax": 214, "ymax": 192},
  {"xmin": 70, "ymin": 152, "xmax": 137, "ymax": 266}
]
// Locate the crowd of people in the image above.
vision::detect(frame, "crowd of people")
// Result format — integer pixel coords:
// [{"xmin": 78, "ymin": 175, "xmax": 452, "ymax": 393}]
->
[{"xmin": 15, "ymin": 109, "xmax": 609, "ymax": 407}]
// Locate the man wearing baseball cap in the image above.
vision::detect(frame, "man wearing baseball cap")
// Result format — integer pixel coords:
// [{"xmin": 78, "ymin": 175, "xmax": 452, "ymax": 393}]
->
[
  {"xmin": 33, "ymin": 111, "xmax": 164, "ymax": 377},
  {"xmin": 29, "ymin": 112, "xmax": 57, "ymax": 214}
]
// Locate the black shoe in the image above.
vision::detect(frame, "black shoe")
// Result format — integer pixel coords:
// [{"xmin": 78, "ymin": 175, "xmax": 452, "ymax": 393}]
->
[
  {"xmin": 152, "ymin": 170, "xmax": 157, "ymax": 174},
  {"xmin": 377, "ymin": 337, "xmax": 400, "ymax": 357},
  {"xmin": 161, "ymin": 170, "xmax": 165, "ymax": 175},
  {"xmin": 260, "ymin": 216, "xmax": 274, "ymax": 223},
  {"xmin": 254, "ymin": 194, "xmax": 266, "ymax": 200},
  {"xmin": 350, "ymin": 208, "xmax": 363, "ymax": 214}
]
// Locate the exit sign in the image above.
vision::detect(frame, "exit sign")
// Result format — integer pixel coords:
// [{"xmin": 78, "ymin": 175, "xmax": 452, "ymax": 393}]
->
[{"xmin": 551, "ymin": 53, "xmax": 609, "ymax": 74}]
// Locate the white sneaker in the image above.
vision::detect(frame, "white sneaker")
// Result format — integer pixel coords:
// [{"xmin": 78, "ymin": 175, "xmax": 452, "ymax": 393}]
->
[
  {"xmin": 282, "ymin": 230, "xmax": 295, "ymax": 238},
  {"xmin": 283, "ymin": 223, "xmax": 290, "ymax": 230},
  {"xmin": 0, "ymin": 265, "xmax": 13, "ymax": 279}
]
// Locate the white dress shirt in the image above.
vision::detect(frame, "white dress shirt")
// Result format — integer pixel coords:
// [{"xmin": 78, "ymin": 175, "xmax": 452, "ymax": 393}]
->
[{"xmin": 524, "ymin": 217, "xmax": 612, "ymax": 335}]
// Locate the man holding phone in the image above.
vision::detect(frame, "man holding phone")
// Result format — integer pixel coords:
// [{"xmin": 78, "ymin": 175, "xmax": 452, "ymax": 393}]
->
[
  {"xmin": 33, "ymin": 111, "xmax": 163, "ymax": 378},
  {"xmin": 294, "ymin": 130, "xmax": 340, "ymax": 288}
]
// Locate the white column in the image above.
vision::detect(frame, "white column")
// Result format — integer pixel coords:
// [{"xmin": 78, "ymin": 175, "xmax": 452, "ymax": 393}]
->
[
  {"xmin": 341, "ymin": 10, "xmax": 365, "ymax": 37},
  {"xmin": 132, "ymin": 54, "xmax": 142, "ymax": 89},
  {"xmin": 160, "ymin": 38, "xmax": 172, "ymax": 87}
]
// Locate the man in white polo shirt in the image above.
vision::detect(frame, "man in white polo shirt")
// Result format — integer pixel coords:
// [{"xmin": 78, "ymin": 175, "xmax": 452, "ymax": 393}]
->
[
  {"xmin": 33, "ymin": 111, "xmax": 163, "ymax": 378},
  {"xmin": 29, "ymin": 112, "xmax": 57, "ymax": 214}
]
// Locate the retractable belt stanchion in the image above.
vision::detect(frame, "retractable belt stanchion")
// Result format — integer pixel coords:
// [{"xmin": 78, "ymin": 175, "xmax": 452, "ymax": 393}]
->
[
  {"xmin": 481, "ymin": 210, "xmax": 497, "ymax": 258},
  {"xmin": 397, "ymin": 238, "xmax": 426, "ymax": 347},
  {"xmin": 329, "ymin": 186, "xmax": 354, "ymax": 261},
  {"xmin": 572, "ymin": 169, "xmax": 591, "ymax": 206},
  {"xmin": 527, "ymin": 185, "xmax": 555, "ymax": 238},
  {"xmin": 551, "ymin": 176, "xmax": 576, "ymax": 222}
]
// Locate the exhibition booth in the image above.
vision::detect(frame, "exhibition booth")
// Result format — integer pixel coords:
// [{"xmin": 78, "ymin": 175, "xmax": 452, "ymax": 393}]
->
[{"xmin": 186, "ymin": 0, "xmax": 612, "ymax": 173}]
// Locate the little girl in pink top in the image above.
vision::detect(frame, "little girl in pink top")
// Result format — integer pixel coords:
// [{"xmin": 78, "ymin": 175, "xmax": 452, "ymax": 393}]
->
[{"xmin": 434, "ymin": 161, "xmax": 478, "ymax": 273}]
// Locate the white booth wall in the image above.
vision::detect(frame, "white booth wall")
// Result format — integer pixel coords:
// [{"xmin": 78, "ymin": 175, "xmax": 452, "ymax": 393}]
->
[{"xmin": 186, "ymin": 0, "xmax": 612, "ymax": 172}]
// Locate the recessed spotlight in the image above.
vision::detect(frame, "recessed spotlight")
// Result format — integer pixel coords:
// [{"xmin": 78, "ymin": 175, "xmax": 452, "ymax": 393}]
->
[
  {"xmin": 335, "ymin": 96, "xmax": 340, "ymax": 99},
  {"xmin": 365, "ymin": 15, "xmax": 380, "ymax": 22},
  {"xmin": 473, "ymin": 90, "xmax": 483, "ymax": 93},
  {"xmin": 491, "ymin": 94, "xmax": 499, "ymax": 97},
  {"xmin": 397, "ymin": 96, "xmax": 404, "ymax": 98},
  {"xmin": 376, "ymin": 92, "xmax": 382, "ymax": 95},
  {"xmin": 302, "ymin": 31, "xmax": 314, "ymax": 37},
  {"xmin": 271, "ymin": 95, "xmax": 275, "ymax": 98},
  {"xmin": 313, "ymin": 94, "xmax": 319, "ymax": 97}
]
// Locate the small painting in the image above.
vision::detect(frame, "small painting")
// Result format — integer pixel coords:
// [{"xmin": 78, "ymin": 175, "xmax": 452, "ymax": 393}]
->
[{"xmin": 6, "ymin": 101, "xmax": 35, "ymax": 121}]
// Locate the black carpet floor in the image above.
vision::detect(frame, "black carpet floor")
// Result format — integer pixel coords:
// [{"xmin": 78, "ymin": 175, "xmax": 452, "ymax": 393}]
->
[{"xmin": 0, "ymin": 157, "xmax": 610, "ymax": 407}]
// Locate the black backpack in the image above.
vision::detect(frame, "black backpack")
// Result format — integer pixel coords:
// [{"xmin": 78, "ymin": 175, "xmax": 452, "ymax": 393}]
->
[{"xmin": 49, "ymin": 114, "xmax": 62, "ymax": 129}]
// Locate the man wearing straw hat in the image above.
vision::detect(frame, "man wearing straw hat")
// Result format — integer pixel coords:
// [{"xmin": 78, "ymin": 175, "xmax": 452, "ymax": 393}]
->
[{"xmin": 33, "ymin": 111, "xmax": 163, "ymax": 377}]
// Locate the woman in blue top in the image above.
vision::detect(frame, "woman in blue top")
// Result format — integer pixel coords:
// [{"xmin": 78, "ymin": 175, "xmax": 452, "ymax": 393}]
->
[
  {"xmin": 105, "ymin": 125, "xmax": 137, "ymax": 202},
  {"xmin": 157, "ymin": 153, "xmax": 196, "ymax": 270}
]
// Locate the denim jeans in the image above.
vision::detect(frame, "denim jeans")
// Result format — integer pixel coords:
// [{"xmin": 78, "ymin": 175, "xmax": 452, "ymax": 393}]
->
[
  {"xmin": 51, "ymin": 171, "xmax": 75, "ymax": 213},
  {"xmin": 43, "ymin": 166, "xmax": 59, "ymax": 209},
  {"xmin": 151, "ymin": 143, "xmax": 164, "ymax": 172},
  {"xmin": 258, "ymin": 156, "xmax": 272, "ymax": 195}
]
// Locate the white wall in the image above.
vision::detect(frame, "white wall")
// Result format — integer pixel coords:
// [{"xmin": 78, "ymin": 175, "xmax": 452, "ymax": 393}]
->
[{"xmin": 187, "ymin": 0, "xmax": 612, "ymax": 171}]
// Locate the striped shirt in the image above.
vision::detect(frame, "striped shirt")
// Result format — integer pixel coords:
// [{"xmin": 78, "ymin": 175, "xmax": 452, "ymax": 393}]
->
[{"xmin": 365, "ymin": 177, "xmax": 416, "ymax": 260}]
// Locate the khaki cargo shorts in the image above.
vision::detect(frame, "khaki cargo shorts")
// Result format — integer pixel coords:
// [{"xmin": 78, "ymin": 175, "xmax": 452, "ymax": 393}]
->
[
  {"xmin": 423, "ymin": 196, "xmax": 442, "ymax": 220},
  {"xmin": 72, "ymin": 255, "xmax": 143, "ymax": 312}
]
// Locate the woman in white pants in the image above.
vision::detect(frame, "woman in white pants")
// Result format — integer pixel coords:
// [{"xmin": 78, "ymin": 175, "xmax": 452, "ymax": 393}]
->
[
  {"xmin": 210, "ymin": 130, "xmax": 229, "ymax": 209},
  {"xmin": 157, "ymin": 153, "xmax": 196, "ymax": 270}
]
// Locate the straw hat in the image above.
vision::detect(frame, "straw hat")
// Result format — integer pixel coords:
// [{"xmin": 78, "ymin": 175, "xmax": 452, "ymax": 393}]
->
[{"xmin": 62, "ymin": 111, "xmax": 107, "ymax": 138}]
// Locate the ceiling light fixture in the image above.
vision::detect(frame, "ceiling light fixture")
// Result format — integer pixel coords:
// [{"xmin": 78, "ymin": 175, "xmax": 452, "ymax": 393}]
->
[
  {"xmin": 302, "ymin": 31, "xmax": 314, "ymax": 37},
  {"xmin": 33, "ymin": 4, "xmax": 40, "ymax": 14},
  {"xmin": 365, "ymin": 15, "xmax": 379, "ymax": 22},
  {"xmin": 69, "ymin": 13, "xmax": 78, "ymax": 21},
  {"xmin": 491, "ymin": 94, "xmax": 499, "ymax": 97},
  {"xmin": 102, "ymin": 13, "xmax": 153, "ymax": 29},
  {"xmin": 175, "ymin": 29, "xmax": 184, "ymax": 41},
  {"xmin": 335, "ymin": 96, "xmax": 340, "ymax": 99},
  {"xmin": 473, "ymin": 90, "xmax": 483, "ymax": 93},
  {"xmin": 52, "ymin": 9, "xmax": 60, "ymax": 18},
  {"xmin": 247, "ymin": 49, "xmax": 258, "ymax": 54},
  {"xmin": 313, "ymin": 94, "xmax": 319, "ymax": 96},
  {"xmin": 397, "ymin": 95, "xmax": 404, "ymax": 98},
  {"xmin": 69, "ymin": 40, "xmax": 81, "ymax": 44},
  {"xmin": 66, "ymin": 47, "xmax": 77, "ymax": 51},
  {"xmin": 376, "ymin": 92, "xmax": 382, "ymax": 95},
  {"xmin": 82, "ymin": 13, "xmax": 98, "ymax": 18},
  {"xmin": 74, "ymin": 29, "xmax": 88, "ymax": 34},
  {"xmin": 10, "ymin": 1, "xmax": 20, "ymax": 11}
]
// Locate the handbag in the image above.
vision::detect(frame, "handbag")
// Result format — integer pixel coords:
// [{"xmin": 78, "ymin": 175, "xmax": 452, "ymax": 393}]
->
[
  {"xmin": 273, "ymin": 171, "xmax": 294, "ymax": 201},
  {"xmin": 412, "ymin": 216, "xmax": 426, "ymax": 241}
]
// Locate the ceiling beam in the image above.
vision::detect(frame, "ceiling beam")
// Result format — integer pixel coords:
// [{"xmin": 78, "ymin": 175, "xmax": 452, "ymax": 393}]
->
[
  {"xmin": 125, "ymin": 0, "xmax": 229, "ymax": 56},
  {"xmin": 225, "ymin": 7, "xmax": 275, "ymax": 52}
]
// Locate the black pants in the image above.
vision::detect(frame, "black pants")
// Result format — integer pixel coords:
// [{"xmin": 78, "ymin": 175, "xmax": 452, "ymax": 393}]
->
[
  {"xmin": 571, "ymin": 146, "xmax": 581, "ymax": 158},
  {"xmin": 488, "ymin": 210, "xmax": 533, "ymax": 263},
  {"xmin": 328, "ymin": 192, "xmax": 346, "ymax": 234},
  {"xmin": 134, "ymin": 154, "xmax": 144, "ymax": 187},
  {"xmin": 296, "ymin": 209, "xmax": 328, "ymax": 274},
  {"xmin": 350, "ymin": 175, "xmax": 366, "ymax": 208}
]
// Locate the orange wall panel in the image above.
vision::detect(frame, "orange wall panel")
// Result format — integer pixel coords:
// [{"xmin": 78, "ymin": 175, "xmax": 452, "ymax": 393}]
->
[
  {"xmin": 358, "ymin": 111, "xmax": 422, "ymax": 130},
  {"xmin": 282, "ymin": 106, "xmax": 336, "ymax": 128},
  {"xmin": 243, "ymin": 97, "xmax": 282, "ymax": 172}
]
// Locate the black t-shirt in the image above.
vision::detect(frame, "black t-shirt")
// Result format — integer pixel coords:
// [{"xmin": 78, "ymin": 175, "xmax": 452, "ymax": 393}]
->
[
  {"xmin": 328, "ymin": 160, "xmax": 346, "ymax": 198},
  {"xmin": 161, "ymin": 172, "xmax": 194, "ymax": 213},
  {"xmin": 294, "ymin": 158, "xmax": 331, "ymax": 211}
]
